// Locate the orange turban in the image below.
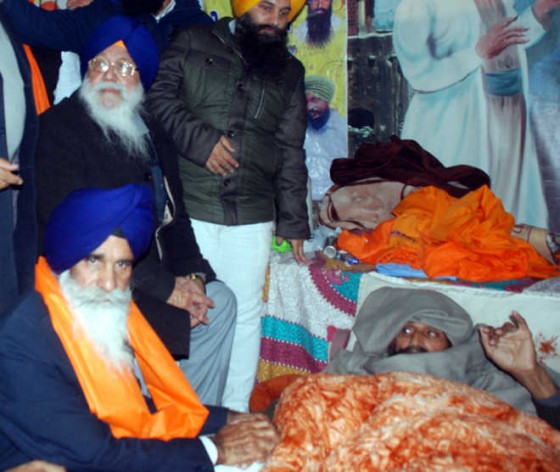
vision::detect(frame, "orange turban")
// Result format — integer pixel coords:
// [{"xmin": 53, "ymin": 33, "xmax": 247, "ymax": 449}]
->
[{"xmin": 231, "ymin": 0, "xmax": 306, "ymax": 22}]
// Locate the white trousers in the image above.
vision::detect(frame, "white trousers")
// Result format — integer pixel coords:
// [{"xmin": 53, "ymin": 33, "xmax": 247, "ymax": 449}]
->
[{"xmin": 191, "ymin": 219, "xmax": 273, "ymax": 412}]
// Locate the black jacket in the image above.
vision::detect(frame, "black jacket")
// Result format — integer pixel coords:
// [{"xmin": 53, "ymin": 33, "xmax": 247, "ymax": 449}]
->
[
  {"xmin": 147, "ymin": 18, "xmax": 310, "ymax": 239},
  {"xmin": 0, "ymin": 7, "xmax": 39, "ymax": 316},
  {"xmin": 36, "ymin": 92, "xmax": 214, "ymax": 356}
]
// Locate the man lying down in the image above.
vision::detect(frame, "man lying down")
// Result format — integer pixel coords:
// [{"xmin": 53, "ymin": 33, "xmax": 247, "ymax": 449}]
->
[
  {"xmin": 327, "ymin": 287, "xmax": 560, "ymax": 422},
  {"xmin": 257, "ymin": 287, "xmax": 560, "ymax": 470}
]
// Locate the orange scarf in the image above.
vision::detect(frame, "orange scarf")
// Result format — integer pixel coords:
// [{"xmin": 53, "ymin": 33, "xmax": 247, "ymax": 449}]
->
[
  {"xmin": 338, "ymin": 186, "xmax": 559, "ymax": 282},
  {"xmin": 35, "ymin": 257, "xmax": 208, "ymax": 440},
  {"xmin": 22, "ymin": 45, "xmax": 50, "ymax": 115},
  {"xmin": 22, "ymin": 1, "xmax": 51, "ymax": 114}
]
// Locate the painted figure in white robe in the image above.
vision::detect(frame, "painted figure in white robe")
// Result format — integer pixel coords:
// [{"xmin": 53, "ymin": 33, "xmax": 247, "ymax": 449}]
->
[
  {"xmin": 394, "ymin": 0, "xmax": 559, "ymax": 228},
  {"xmin": 529, "ymin": 41, "xmax": 560, "ymax": 232}
]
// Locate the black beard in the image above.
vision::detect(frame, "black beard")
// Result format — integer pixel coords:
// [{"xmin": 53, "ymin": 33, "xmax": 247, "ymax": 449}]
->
[
  {"xmin": 308, "ymin": 107, "xmax": 330, "ymax": 130},
  {"xmin": 235, "ymin": 14, "xmax": 290, "ymax": 78},
  {"xmin": 121, "ymin": 0, "xmax": 164, "ymax": 16},
  {"xmin": 306, "ymin": 9, "xmax": 333, "ymax": 47}
]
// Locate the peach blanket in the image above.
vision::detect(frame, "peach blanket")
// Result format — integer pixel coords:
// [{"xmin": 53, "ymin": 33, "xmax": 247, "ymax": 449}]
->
[{"xmin": 264, "ymin": 372, "xmax": 560, "ymax": 471}]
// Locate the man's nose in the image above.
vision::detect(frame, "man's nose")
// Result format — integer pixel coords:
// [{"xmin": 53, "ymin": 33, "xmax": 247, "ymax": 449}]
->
[
  {"xmin": 103, "ymin": 64, "xmax": 118, "ymax": 81},
  {"xmin": 267, "ymin": 8, "xmax": 286, "ymax": 27},
  {"xmin": 97, "ymin": 267, "xmax": 117, "ymax": 292},
  {"xmin": 410, "ymin": 331, "xmax": 425, "ymax": 348}
]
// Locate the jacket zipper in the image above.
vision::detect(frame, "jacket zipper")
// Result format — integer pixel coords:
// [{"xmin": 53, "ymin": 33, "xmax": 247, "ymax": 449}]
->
[{"xmin": 254, "ymin": 83, "xmax": 266, "ymax": 119}]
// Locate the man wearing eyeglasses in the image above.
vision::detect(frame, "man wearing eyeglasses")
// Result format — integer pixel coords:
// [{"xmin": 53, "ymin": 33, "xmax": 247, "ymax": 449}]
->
[{"xmin": 35, "ymin": 16, "xmax": 237, "ymax": 409}]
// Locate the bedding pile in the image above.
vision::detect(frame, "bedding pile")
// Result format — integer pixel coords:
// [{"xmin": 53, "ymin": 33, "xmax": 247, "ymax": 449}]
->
[
  {"xmin": 337, "ymin": 186, "xmax": 558, "ymax": 282},
  {"xmin": 264, "ymin": 372, "xmax": 560, "ymax": 471}
]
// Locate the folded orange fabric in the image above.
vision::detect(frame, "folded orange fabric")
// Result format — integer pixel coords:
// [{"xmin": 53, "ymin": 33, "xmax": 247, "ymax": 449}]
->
[
  {"xmin": 337, "ymin": 186, "xmax": 558, "ymax": 281},
  {"xmin": 23, "ymin": 45, "xmax": 50, "ymax": 115},
  {"xmin": 35, "ymin": 257, "xmax": 208, "ymax": 440}
]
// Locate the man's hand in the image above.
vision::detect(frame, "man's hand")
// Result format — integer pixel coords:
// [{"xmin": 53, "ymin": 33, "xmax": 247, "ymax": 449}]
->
[
  {"xmin": 167, "ymin": 277, "xmax": 214, "ymax": 327},
  {"xmin": 290, "ymin": 239, "xmax": 311, "ymax": 265},
  {"xmin": 66, "ymin": 0, "xmax": 93, "ymax": 9},
  {"xmin": 476, "ymin": 17, "xmax": 528, "ymax": 59},
  {"xmin": 479, "ymin": 311, "xmax": 537, "ymax": 373},
  {"xmin": 5, "ymin": 461, "xmax": 66, "ymax": 472},
  {"xmin": 212, "ymin": 413, "xmax": 280, "ymax": 466},
  {"xmin": 275, "ymin": 237, "xmax": 311, "ymax": 265},
  {"xmin": 479, "ymin": 311, "xmax": 558, "ymax": 399},
  {"xmin": 206, "ymin": 136, "xmax": 238, "ymax": 176},
  {"xmin": 0, "ymin": 157, "xmax": 23, "ymax": 190}
]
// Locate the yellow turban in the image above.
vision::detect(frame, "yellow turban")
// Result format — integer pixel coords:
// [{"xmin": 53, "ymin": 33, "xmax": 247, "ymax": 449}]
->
[{"xmin": 231, "ymin": 0, "xmax": 306, "ymax": 22}]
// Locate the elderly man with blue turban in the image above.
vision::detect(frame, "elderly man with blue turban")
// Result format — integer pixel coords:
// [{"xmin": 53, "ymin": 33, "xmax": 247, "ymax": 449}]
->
[
  {"xmin": 35, "ymin": 16, "xmax": 237, "ymax": 408},
  {"xmin": 0, "ymin": 185, "xmax": 279, "ymax": 470}
]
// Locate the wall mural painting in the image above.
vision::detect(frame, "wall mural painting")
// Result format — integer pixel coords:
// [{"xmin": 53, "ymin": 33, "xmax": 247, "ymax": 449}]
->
[{"xmin": 376, "ymin": 0, "xmax": 558, "ymax": 231}]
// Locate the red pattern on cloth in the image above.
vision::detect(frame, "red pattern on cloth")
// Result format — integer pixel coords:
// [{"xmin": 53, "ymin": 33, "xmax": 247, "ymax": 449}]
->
[{"xmin": 264, "ymin": 372, "xmax": 560, "ymax": 471}]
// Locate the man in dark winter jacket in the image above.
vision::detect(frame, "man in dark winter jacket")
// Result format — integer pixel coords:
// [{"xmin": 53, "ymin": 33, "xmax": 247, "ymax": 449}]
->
[
  {"xmin": 147, "ymin": 0, "xmax": 310, "ymax": 412},
  {"xmin": 35, "ymin": 16, "xmax": 236, "ymax": 406}
]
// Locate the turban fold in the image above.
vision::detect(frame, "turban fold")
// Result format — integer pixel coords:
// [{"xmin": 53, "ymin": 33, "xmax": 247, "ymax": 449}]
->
[
  {"xmin": 80, "ymin": 15, "xmax": 159, "ymax": 90},
  {"xmin": 305, "ymin": 75, "xmax": 335, "ymax": 103},
  {"xmin": 44, "ymin": 184, "xmax": 155, "ymax": 274},
  {"xmin": 231, "ymin": 0, "xmax": 305, "ymax": 22}
]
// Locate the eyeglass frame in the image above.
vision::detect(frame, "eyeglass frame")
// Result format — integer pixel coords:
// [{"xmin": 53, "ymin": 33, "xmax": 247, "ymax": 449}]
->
[{"xmin": 87, "ymin": 56, "xmax": 138, "ymax": 79}]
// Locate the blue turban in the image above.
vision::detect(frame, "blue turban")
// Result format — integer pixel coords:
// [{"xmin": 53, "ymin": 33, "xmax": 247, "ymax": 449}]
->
[
  {"xmin": 44, "ymin": 185, "xmax": 155, "ymax": 274},
  {"xmin": 80, "ymin": 15, "xmax": 159, "ymax": 90}
]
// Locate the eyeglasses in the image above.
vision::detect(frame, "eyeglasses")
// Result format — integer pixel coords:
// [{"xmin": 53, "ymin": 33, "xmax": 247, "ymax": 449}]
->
[{"xmin": 88, "ymin": 57, "xmax": 138, "ymax": 78}]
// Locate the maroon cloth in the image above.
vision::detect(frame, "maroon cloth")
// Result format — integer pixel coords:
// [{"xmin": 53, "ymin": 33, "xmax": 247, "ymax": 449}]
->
[{"xmin": 330, "ymin": 136, "xmax": 491, "ymax": 198}]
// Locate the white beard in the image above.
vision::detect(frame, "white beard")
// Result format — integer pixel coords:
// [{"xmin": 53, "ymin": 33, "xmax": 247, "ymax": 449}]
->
[
  {"xmin": 59, "ymin": 270, "xmax": 134, "ymax": 371},
  {"xmin": 79, "ymin": 77, "xmax": 149, "ymax": 158}
]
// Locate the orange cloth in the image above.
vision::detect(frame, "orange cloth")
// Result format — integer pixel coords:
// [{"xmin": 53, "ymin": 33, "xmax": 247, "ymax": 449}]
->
[
  {"xmin": 22, "ymin": 45, "xmax": 50, "ymax": 115},
  {"xmin": 35, "ymin": 257, "xmax": 208, "ymax": 440},
  {"xmin": 249, "ymin": 374, "xmax": 303, "ymax": 412},
  {"xmin": 337, "ymin": 186, "xmax": 558, "ymax": 282}
]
